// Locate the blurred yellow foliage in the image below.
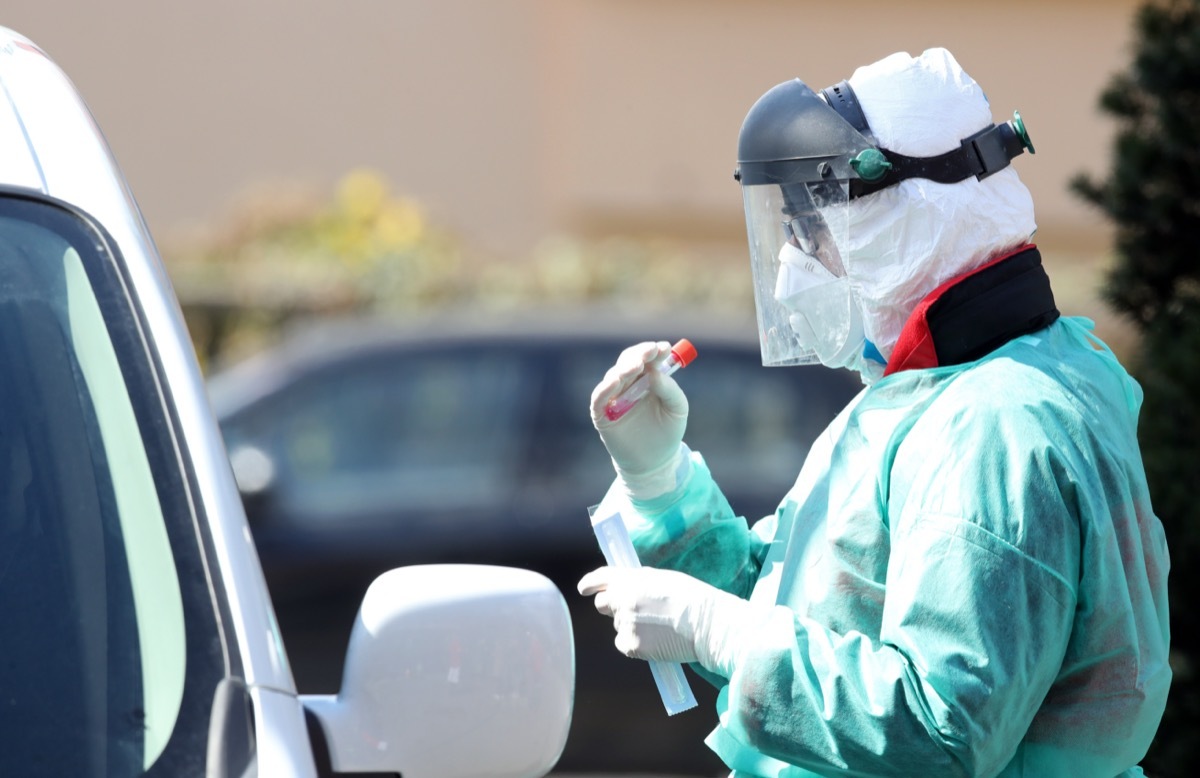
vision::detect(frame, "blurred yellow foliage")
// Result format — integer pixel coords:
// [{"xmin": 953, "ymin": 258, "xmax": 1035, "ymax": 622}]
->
[
  {"xmin": 336, "ymin": 168, "xmax": 389, "ymax": 222},
  {"xmin": 325, "ymin": 169, "xmax": 427, "ymax": 265},
  {"xmin": 162, "ymin": 167, "xmax": 752, "ymax": 368}
]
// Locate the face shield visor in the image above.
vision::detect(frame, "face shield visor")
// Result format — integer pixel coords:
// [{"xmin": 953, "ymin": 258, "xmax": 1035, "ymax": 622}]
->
[
  {"xmin": 736, "ymin": 78, "xmax": 875, "ymax": 367},
  {"xmin": 743, "ymin": 179, "xmax": 861, "ymax": 367}
]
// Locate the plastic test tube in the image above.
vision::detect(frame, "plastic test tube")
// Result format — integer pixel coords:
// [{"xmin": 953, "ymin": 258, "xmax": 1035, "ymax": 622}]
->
[
  {"xmin": 605, "ymin": 339, "xmax": 698, "ymax": 421},
  {"xmin": 588, "ymin": 500, "xmax": 699, "ymax": 716}
]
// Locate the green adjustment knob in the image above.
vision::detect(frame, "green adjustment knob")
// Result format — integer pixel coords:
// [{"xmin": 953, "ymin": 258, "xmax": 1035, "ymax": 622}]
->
[
  {"xmin": 850, "ymin": 148, "xmax": 893, "ymax": 182},
  {"xmin": 1012, "ymin": 110, "xmax": 1035, "ymax": 154}
]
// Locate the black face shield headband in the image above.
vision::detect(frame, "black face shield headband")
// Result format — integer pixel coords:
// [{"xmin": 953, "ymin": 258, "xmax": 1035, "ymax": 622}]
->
[{"xmin": 819, "ymin": 80, "xmax": 1036, "ymax": 200}]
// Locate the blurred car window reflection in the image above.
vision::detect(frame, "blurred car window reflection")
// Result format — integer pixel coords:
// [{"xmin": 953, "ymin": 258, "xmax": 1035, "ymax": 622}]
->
[{"xmin": 224, "ymin": 349, "xmax": 531, "ymax": 523}]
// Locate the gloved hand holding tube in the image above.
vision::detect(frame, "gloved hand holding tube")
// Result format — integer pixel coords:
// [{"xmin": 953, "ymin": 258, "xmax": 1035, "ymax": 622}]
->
[
  {"xmin": 578, "ymin": 562, "xmax": 766, "ymax": 682},
  {"xmin": 581, "ymin": 480, "xmax": 774, "ymax": 712},
  {"xmin": 585, "ymin": 496, "xmax": 698, "ymax": 716},
  {"xmin": 590, "ymin": 340, "xmax": 695, "ymax": 501},
  {"xmin": 604, "ymin": 339, "xmax": 696, "ymax": 420}
]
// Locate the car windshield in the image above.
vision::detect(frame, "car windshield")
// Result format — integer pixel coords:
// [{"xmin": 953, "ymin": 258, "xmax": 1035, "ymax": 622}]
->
[{"xmin": 0, "ymin": 195, "xmax": 230, "ymax": 776}]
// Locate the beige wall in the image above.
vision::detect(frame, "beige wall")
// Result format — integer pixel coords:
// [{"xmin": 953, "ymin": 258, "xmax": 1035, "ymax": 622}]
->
[
  {"xmin": 3, "ymin": 1, "xmax": 1140, "ymax": 263},
  {"xmin": 547, "ymin": 0, "xmax": 1136, "ymax": 254}
]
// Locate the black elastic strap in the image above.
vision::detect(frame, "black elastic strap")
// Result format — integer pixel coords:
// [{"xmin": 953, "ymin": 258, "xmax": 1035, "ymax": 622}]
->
[
  {"xmin": 850, "ymin": 122, "xmax": 1029, "ymax": 199},
  {"xmin": 820, "ymin": 79, "xmax": 1029, "ymax": 199},
  {"xmin": 926, "ymin": 247, "xmax": 1060, "ymax": 366}
]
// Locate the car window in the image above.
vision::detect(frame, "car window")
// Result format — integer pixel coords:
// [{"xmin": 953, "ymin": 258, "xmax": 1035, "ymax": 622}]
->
[
  {"xmin": 0, "ymin": 196, "xmax": 229, "ymax": 777},
  {"xmin": 684, "ymin": 352, "xmax": 837, "ymax": 490},
  {"xmin": 551, "ymin": 346, "xmax": 634, "ymax": 503},
  {"xmin": 223, "ymin": 346, "xmax": 533, "ymax": 525}
]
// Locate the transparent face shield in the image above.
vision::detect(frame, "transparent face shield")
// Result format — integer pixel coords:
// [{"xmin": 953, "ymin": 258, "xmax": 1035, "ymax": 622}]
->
[{"xmin": 744, "ymin": 178, "xmax": 863, "ymax": 367}]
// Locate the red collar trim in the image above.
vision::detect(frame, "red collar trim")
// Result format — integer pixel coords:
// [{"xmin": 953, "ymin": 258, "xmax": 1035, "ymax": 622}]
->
[{"xmin": 883, "ymin": 244, "xmax": 1037, "ymax": 377}]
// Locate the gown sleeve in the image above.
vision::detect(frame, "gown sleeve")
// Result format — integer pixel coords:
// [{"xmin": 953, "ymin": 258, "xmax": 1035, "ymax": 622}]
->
[{"xmin": 618, "ymin": 449, "xmax": 774, "ymax": 601}]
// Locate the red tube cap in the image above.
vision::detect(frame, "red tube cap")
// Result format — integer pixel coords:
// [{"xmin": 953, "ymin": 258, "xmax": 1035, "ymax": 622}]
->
[{"xmin": 670, "ymin": 338, "xmax": 698, "ymax": 367}]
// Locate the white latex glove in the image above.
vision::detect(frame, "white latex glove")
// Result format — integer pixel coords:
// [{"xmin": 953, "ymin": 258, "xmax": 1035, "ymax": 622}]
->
[
  {"xmin": 589, "ymin": 341, "xmax": 689, "ymax": 500},
  {"xmin": 577, "ymin": 566, "xmax": 766, "ymax": 678}
]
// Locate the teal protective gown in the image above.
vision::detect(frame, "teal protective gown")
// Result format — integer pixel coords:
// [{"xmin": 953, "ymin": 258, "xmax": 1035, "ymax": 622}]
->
[{"xmin": 624, "ymin": 316, "xmax": 1171, "ymax": 777}]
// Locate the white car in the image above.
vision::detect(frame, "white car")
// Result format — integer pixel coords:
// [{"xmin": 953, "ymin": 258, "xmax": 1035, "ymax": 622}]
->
[{"xmin": 0, "ymin": 26, "xmax": 573, "ymax": 778}]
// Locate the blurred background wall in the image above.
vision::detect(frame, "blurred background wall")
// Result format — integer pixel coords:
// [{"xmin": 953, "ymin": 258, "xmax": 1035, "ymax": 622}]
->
[{"xmin": 2, "ymin": 0, "xmax": 1140, "ymax": 347}]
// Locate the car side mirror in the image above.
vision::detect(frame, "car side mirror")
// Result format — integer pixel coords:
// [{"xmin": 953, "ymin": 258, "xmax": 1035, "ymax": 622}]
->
[{"xmin": 302, "ymin": 564, "xmax": 574, "ymax": 777}]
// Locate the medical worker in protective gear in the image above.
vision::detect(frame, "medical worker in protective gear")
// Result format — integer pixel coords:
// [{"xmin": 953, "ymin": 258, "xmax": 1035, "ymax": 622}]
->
[{"xmin": 578, "ymin": 48, "xmax": 1171, "ymax": 777}]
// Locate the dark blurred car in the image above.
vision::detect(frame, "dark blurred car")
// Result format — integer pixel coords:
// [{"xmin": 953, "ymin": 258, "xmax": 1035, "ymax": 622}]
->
[{"xmin": 207, "ymin": 308, "xmax": 863, "ymax": 775}]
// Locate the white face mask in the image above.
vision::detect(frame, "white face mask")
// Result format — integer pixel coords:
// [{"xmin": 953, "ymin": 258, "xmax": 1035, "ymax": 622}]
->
[
  {"xmin": 774, "ymin": 240, "xmax": 838, "ymax": 303},
  {"xmin": 773, "ymin": 241, "xmax": 867, "ymax": 370}
]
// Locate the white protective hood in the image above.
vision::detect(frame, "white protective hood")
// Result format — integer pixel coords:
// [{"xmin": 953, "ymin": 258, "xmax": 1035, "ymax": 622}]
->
[{"xmin": 842, "ymin": 48, "xmax": 1038, "ymax": 363}]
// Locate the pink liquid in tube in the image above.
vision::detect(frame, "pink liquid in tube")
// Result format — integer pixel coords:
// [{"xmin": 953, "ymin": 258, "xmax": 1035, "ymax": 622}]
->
[{"xmin": 604, "ymin": 339, "xmax": 698, "ymax": 421}]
